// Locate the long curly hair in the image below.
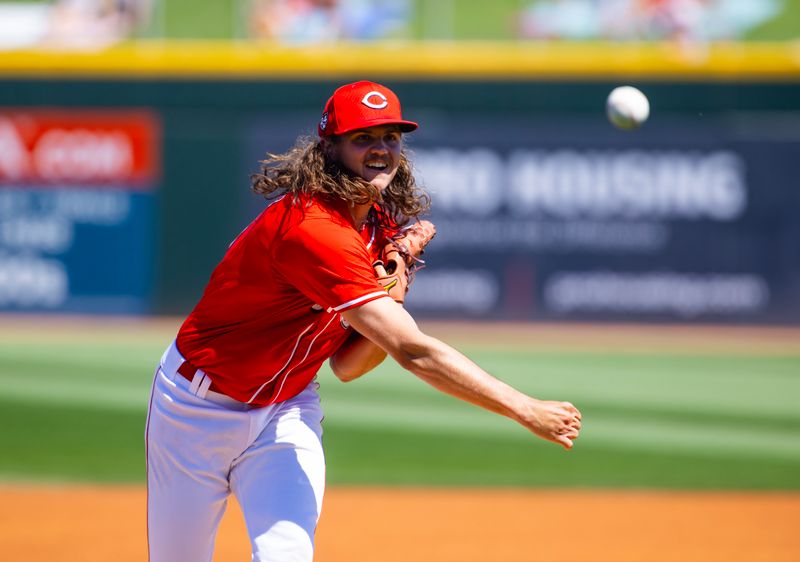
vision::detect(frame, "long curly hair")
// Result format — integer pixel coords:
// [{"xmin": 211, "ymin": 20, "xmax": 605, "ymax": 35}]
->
[{"xmin": 251, "ymin": 136, "xmax": 430, "ymax": 228}]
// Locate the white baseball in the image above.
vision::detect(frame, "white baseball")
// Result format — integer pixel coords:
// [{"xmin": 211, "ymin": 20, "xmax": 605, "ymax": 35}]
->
[{"xmin": 606, "ymin": 86, "xmax": 650, "ymax": 130}]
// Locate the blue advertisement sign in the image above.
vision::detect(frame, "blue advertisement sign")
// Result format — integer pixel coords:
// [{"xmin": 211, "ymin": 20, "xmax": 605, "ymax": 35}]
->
[
  {"xmin": 244, "ymin": 111, "xmax": 800, "ymax": 323},
  {"xmin": 0, "ymin": 110, "xmax": 160, "ymax": 314},
  {"xmin": 405, "ymin": 114, "xmax": 800, "ymax": 323}
]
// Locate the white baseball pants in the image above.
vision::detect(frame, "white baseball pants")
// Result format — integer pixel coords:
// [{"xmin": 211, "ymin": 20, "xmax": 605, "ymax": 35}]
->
[{"xmin": 146, "ymin": 342, "xmax": 326, "ymax": 562}]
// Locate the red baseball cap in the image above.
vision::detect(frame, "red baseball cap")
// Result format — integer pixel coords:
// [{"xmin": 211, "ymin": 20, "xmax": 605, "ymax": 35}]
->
[{"xmin": 318, "ymin": 80, "xmax": 418, "ymax": 137}]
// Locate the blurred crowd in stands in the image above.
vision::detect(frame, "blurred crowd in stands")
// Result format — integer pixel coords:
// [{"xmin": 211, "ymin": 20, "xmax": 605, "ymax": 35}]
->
[
  {"xmin": 0, "ymin": 0, "xmax": 153, "ymax": 49},
  {"xmin": 0, "ymin": 0, "xmax": 787, "ymax": 50},
  {"xmin": 517, "ymin": 0, "xmax": 783, "ymax": 43},
  {"xmin": 0, "ymin": 0, "xmax": 410, "ymax": 48},
  {"xmin": 249, "ymin": 0, "xmax": 411, "ymax": 43}
]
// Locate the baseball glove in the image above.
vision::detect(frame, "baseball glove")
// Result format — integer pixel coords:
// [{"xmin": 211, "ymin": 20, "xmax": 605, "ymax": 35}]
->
[{"xmin": 373, "ymin": 220, "xmax": 436, "ymax": 303}]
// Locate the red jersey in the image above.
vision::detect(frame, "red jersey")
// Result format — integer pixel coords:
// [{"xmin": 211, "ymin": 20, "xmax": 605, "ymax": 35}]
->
[{"xmin": 176, "ymin": 195, "xmax": 392, "ymax": 406}]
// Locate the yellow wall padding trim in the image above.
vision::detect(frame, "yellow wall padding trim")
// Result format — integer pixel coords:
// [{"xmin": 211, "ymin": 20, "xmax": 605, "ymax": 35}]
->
[{"xmin": 1, "ymin": 40, "xmax": 799, "ymax": 81}]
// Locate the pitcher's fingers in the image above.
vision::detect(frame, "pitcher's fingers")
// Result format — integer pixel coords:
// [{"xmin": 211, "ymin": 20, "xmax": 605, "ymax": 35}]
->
[
  {"xmin": 384, "ymin": 249, "xmax": 402, "ymax": 261},
  {"xmin": 556, "ymin": 434, "xmax": 574, "ymax": 450},
  {"xmin": 560, "ymin": 423, "xmax": 580, "ymax": 435},
  {"xmin": 372, "ymin": 260, "xmax": 388, "ymax": 277}
]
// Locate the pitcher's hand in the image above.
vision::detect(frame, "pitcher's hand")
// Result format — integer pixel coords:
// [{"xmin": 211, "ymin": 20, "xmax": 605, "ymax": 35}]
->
[{"xmin": 518, "ymin": 399, "xmax": 582, "ymax": 450}]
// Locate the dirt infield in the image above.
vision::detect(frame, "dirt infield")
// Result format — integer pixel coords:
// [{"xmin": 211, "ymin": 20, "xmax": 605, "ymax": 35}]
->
[{"xmin": 2, "ymin": 486, "xmax": 798, "ymax": 562}]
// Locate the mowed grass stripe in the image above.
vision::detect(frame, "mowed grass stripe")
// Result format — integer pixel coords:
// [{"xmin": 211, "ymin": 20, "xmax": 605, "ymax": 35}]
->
[
  {"xmin": 2, "ymin": 346, "xmax": 798, "ymax": 417},
  {"xmin": 1, "ymin": 394, "xmax": 797, "ymax": 488},
  {"xmin": 1, "ymin": 342, "xmax": 799, "ymax": 484},
  {"xmin": 4, "ymin": 349, "xmax": 798, "ymax": 426},
  {"xmin": 322, "ymin": 352, "xmax": 800, "ymax": 420},
  {"xmin": 0, "ymin": 344, "xmax": 160, "ymax": 382},
  {"xmin": 3, "ymin": 373, "xmax": 797, "ymax": 462},
  {"xmin": 468, "ymin": 352, "xmax": 800, "ymax": 418},
  {"xmin": 0, "ymin": 374, "xmax": 151, "ymax": 410},
  {"xmin": 321, "ymin": 398, "xmax": 800, "ymax": 461},
  {"xmin": 0, "ymin": 398, "xmax": 146, "ymax": 482},
  {"xmin": 3, "ymin": 368, "xmax": 797, "ymax": 462},
  {"xmin": 322, "ymin": 425, "xmax": 800, "ymax": 489}
]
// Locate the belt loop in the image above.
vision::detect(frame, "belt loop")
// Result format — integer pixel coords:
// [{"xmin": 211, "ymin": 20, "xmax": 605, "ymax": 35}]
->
[
  {"xmin": 188, "ymin": 370, "xmax": 204, "ymax": 394},
  {"xmin": 196, "ymin": 373, "xmax": 213, "ymax": 399},
  {"xmin": 187, "ymin": 368, "xmax": 213, "ymax": 399}
]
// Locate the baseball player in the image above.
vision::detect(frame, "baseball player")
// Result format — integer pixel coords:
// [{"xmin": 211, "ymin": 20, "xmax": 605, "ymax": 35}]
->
[{"xmin": 145, "ymin": 80, "xmax": 582, "ymax": 562}]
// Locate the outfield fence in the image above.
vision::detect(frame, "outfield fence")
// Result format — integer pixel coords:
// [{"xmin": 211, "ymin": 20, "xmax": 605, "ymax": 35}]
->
[{"xmin": 0, "ymin": 43, "xmax": 798, "ymax": 323}]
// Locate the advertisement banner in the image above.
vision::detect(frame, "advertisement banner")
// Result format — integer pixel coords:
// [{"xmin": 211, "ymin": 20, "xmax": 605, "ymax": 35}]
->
[
  {"xmin": 0, "ymin": 110, "xmax": 160, "ymax": 313},
  {"xmin": 404, "ymin": 114, "xmax": 800, "ymax": 323},
  {"xmin": 245, "ymin": 112, "xmax": 800, "ymax": 323}
]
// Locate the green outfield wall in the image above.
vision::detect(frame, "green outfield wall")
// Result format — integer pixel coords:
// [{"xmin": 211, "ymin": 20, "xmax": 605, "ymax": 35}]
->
[{"xmin": 1, "ymin": 43, "xmax": 799, "ymax": 321}]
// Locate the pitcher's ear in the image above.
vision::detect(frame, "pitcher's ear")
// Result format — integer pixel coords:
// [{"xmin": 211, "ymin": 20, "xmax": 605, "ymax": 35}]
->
[{"xmin": 320, "ymin": 137, "xmax": 338, "ymax": 159}]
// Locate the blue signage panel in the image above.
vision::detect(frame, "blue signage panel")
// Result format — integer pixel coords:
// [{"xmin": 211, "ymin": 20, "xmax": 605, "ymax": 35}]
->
[
  {"xmin": 244, "ymin": 111, "xmax": 800, "ymax": 323},
  {"xmin": 405, "ymin": 114, "xmax": 800, "ymax": 323},
  {"xmin": 0, "ymin": 110, "xmax": 160, "ymax": 314}
]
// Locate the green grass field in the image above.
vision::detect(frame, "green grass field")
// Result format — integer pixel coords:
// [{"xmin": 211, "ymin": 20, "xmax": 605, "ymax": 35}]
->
[{"xmin": 1, "ymin": 324, "xmax": 798, "ymax": 489}]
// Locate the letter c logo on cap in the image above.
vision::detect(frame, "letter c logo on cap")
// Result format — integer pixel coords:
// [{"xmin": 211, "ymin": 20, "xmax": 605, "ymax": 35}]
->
[{"xmin": 361, "ymin": 91, "xmax": 388, "ymax": 110}]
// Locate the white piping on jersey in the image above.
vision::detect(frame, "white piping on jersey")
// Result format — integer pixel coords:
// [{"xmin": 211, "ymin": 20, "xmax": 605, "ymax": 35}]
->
[
  {"xmin": 246, "ymin": 321, "xmax": 314, "ymax": 404},
  {"xmin": 365, "ymin": 225, "xmax": 376, "ymax": 250},
  {"xmin": 328, "ymin": 291, "xmax": 389, "ymax": 313},
  {"xmin": 271, "ymin": 312, "xmax": 340, "ymax": 402}
]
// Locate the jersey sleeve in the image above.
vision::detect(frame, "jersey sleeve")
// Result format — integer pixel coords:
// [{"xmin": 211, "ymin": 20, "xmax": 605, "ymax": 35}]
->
[{"xmin": 275, "ymin": 218, "xmax": 390, "ymax": 312}]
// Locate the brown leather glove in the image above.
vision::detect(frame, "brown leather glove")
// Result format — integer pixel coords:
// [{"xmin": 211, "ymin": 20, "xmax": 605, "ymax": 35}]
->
[{"xmin": 373, "ymin": 220, "xmax": 436, "ymax": 304}]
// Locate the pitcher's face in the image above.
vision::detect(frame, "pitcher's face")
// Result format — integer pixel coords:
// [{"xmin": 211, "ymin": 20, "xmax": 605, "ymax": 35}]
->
[{"xmin": 334, "ymin": 125, "xmax": 402, "ymax": 191}]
